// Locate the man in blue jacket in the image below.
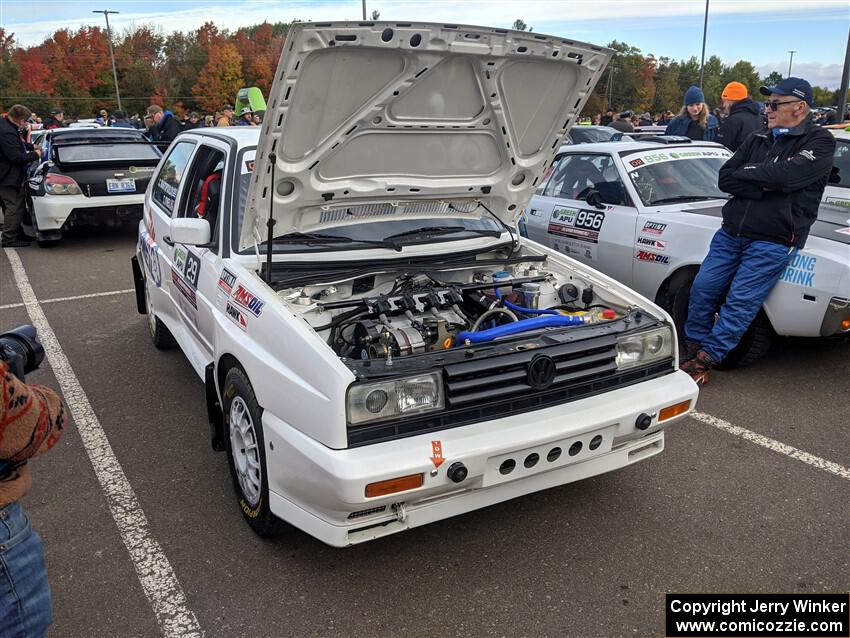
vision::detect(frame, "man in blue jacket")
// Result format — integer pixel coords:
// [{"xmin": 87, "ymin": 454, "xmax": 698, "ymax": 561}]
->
[
  {"xmin": 681, "ymin": 78, "xmax": 836, "ymax": 384},
  {"xmin": 0, "ymin": 105, "xmax": 42, "ymax": 247}
]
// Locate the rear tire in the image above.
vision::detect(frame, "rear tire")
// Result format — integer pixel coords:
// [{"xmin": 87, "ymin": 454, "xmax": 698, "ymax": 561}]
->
[
  {"xmin": 660, "ymin": 271, "xmax": 774, "ymax": 369},
  {"xmin": 144, "ymin": 280, "xmax": 176, "ymax": 349},
  {"xmin": 222, "ymin": 366, "xmax": 284, "ymax": 537}
]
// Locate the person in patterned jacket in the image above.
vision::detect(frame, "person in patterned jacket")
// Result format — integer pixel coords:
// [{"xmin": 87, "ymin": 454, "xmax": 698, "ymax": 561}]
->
[{"xmin": 0, "ymin": 360, "xmax": 67, "ymax": 637}]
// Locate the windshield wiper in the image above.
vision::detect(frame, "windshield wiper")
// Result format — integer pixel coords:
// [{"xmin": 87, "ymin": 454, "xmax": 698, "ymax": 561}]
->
[
  {"xmin": 648, "ymin": 195, "xmax": 723, "ymax": 205},
  {"xmin": 272, "ymin": 232, "xmax": 402, "ymax": 251},
  {"xmin": 383, "ymin": 225, "xmax": 502, "ymax": 243}
]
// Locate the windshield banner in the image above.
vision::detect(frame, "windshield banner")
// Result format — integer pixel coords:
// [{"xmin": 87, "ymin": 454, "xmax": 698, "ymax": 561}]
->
[{"xmin": 625, "ymin": 148, "xmax": 732, "ymax": 172}]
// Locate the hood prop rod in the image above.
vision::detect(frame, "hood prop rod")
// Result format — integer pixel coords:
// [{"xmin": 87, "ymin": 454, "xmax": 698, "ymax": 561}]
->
[{"xmin": 264, "ymin": 152, "xmax": 277, "ymax": 285}]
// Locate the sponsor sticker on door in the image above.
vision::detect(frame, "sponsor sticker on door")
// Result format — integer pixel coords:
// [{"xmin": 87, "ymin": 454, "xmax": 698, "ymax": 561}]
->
[
  {"xmin": 232, "ymin": 284, "xmax": 265, "ymax": 317},
  {"xmin": 641, "ymin": 221, "xmax": 667, "ymax": 236},
  {"xmin": 635, "ymin": 250, "xmax": 670, "ymax": 264},
  {"xmin": 636, "ymin": 236, "xmax": 666, "ymax": 250},
  {"xmin": 218, "ymin": 268, "xmax": 237, "ymax": 295}
]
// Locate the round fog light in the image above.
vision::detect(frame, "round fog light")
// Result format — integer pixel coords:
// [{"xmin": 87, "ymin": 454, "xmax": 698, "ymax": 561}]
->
[{"xmin": 365, "ymin": 389, "xmax": 389, "ymax": 413}]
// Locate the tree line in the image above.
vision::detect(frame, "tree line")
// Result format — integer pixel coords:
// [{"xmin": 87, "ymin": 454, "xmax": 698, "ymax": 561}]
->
[{"xmin": 0, "ymin": 22, "xmax": 844, "ymax": 118}]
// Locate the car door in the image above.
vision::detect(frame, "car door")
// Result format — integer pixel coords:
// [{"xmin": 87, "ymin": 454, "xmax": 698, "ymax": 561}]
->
[
  {"xmin": 524, "ymin": 152, "xmax": 638, "ymax": 286},
  {"xmin": 146, "ymin": 139, "xmax": 198, "ymax": 328},
  {"xmin": 168, "ymin": 141, "xmax": 231, "ymax": 358}
]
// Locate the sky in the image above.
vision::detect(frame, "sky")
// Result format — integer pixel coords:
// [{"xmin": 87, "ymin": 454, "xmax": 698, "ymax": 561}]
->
[{"xmin": 1, "ymin": 0, "xmax": 848, "ymax": 88}]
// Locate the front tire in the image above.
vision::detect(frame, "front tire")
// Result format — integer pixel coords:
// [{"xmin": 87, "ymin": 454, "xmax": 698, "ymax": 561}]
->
[
  {"xmin": 661, "ymin": 271, "xmax": 774, "ymax": 369},
  {"xmin": 222, "ymin": 367, "xmax": 283, "ymax": 537}
]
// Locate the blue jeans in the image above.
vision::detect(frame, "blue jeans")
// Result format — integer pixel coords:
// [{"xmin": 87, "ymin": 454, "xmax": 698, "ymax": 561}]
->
[
  {"xmin": 685, "ymin": 228, "xmax": 797, "ymax": 363},
  {"xmin": 0, "ymin": 502, "xmax": 52, "ymax": 638}
]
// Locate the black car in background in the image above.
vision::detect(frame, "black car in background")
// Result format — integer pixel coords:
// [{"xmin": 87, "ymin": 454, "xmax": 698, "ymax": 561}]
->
[{"xmin": 27, "ymin": 128, "xmax": 162, "ymax": 246}]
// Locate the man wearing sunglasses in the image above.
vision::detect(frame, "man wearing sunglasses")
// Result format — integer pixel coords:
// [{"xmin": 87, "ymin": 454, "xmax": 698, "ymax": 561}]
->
[{"xmin": 680, "ymin": 77, "xmax": 836, "ymax": 384}]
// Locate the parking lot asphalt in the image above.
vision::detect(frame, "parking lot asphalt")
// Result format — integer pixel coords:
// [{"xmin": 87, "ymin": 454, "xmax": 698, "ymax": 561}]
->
[{"xmin": 1, "ymin": 226, "xmax": 848, "ymax": 638}]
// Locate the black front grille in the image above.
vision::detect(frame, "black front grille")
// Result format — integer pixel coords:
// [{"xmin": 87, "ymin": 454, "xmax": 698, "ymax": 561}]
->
[
  {"xmin": 445, "ymin": 336, "xmax": 618, "ymax": 407},
  {"xmin": 347, "ymin": 333, "xmax": 674, "ymax": 447}
]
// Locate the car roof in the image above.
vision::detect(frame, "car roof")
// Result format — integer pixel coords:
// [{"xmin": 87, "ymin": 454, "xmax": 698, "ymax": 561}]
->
[
  {"xmin": 555, "ymin": 140, "xmax": 725, "ymax": 155},
  {"xmin": 180, "ymin": 127, "xmax": 261, "ymax": 149},
  {"xmin": 48, "ymin": 127, "xmax": 143, "ymax": 138}
]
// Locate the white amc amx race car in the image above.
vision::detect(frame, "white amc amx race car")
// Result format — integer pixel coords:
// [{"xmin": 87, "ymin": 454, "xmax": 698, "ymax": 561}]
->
[
  {"xmin": 520, "ymin": 139, "xmax": 850, "ymax": 366},
  {"xmin": 132, "ymin": 22, "xmax": 699, "ymax": 547}
]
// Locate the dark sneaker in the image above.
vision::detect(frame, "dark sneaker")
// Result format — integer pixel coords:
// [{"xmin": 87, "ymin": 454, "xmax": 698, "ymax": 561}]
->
[
  {"xmin": 0, "ymin": 238, "xmax": 31, "ymax": 247},
  {"xmin": 680, "ymin": 340, "xmax": 701, "ymax": 363},
  {"xmin": 680, "ymin": 351, "xmax": 716, "ymax": 386}
]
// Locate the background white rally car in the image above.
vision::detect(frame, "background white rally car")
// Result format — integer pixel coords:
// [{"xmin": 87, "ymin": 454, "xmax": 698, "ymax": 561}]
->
[
  {"xmin": 132, "ymin": 22, "xmax": 699, "ymax": 547},
  {"xmin": 520, "ymin": 139, "xmax": 850, "ymax": 366},
  {"xmin": 824, "ymin": 128, "xmax": 849, "ymax": 208}
]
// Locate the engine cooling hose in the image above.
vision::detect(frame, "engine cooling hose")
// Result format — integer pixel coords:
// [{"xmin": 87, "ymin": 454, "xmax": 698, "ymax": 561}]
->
[
  {"xmin": 456, "ymin": 314, "xmax": 586, "ymax": 345},
  {"xmin": 494, "ymin": 288, "xmax": 559, "ymax": 316}
]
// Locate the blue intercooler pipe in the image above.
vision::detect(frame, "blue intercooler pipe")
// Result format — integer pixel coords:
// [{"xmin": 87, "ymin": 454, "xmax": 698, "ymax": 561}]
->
[{"xmin": 456, "ymin": 314, "xmax": 586, "ymax": 345}]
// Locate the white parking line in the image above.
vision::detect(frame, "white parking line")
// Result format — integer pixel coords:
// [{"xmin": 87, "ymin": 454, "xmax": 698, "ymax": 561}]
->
[
  {"xmin": 4, "ymin": 249, "xmax": 203, "ymax": 637},
  {"xmin": 692, "ymin": 411, "xmax": 850, "ymax": 482},
  {"xmin": 0, "ymin": 288, "xmax": 134, "ymax": 310}
]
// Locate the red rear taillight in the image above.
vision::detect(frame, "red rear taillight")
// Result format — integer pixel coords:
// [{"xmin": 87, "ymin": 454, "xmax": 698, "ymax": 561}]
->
[{"xmin": 44, "ymin": 174, "xmax": 81, "ymax": 195}]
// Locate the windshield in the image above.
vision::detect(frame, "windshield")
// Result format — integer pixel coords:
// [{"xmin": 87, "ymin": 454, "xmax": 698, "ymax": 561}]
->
[
  {"xmin": 570, "ymin": 127, "xmax": 616, "ymax": 144},
  {"xmin": 54, "ymin": 141, "xmax": 161, "ymax": 163},
  {"xmin": 626, "ymin": 153, "xmax": 729, "ymax": 206},
  {"xmin": 832, "ymin": 139, "xmax": 849, "ymax": 189},
  {"xmin": 232, "ymin": 147, "xmax": 503, "ymax": 254}
]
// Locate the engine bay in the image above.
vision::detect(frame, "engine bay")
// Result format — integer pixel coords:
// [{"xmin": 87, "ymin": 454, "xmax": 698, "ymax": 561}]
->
[{"xmin": 276, "ymin": 253, "xmax": 639, "ymax": 363}]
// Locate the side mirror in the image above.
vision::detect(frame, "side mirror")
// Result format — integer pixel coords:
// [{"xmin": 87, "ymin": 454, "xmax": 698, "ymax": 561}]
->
[
  {"xmin": 585, "ymin": 189, "xmax": 606, "ymax": 210},
  {"xmin": 167, "ymin": 218, "xmax": 210, "ymax": 246}
]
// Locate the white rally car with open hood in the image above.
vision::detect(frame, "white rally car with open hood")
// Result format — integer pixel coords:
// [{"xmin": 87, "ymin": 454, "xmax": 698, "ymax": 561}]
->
[
  {"xmin": 520, "ymin": 139, "xmax": 850, "ymax": 366},
  {"xmin": 132, "ymin": 22, "xmax": 698, "ymax": 547}
]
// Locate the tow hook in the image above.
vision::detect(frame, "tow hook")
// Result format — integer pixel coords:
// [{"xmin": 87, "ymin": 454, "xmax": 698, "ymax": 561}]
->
[{"xmin": 392, "ymin": 502, "xmax": 407, "ymax": 523}]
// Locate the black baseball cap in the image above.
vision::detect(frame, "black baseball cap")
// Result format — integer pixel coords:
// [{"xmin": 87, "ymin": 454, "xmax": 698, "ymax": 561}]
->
[
  {"xmin": 759, "ymin": 77, "xmax": 813, "ymax": 106},
  {"xmin": 51, "ymin": 107, "xmax": 64, "ymax": 115}
]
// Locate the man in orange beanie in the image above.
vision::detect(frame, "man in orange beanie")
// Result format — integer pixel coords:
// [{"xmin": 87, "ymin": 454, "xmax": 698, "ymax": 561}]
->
[{"xmin": 716, "ymin": 81, "xmax": 764, "ymax": 151}]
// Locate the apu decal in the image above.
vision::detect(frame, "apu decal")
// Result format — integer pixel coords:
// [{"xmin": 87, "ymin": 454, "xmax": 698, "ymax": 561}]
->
[
  {"xmin": 225, "ymin": 301, "xmax": 249, "ymax": 331},
  {"xmin": 641, "ymin": 221, "xmax": 667, "ymax": 236},
  {"xmin": 635, "ymin": 250, "xmax": 670, "ymax": 264},
  {"xmin": 232, "ymin": 284, "xmax": 265, "ymax": 317},
  {"xmin": 636, "ymin": 236, "xmax": 666, "ymax": 250},
  {"xmin": 174, "ymin": 246, "xmax": 187, "ymax": 274},
  {"xmin": 548, "ymin": 207, "xmax": 606, "ymax": 243},
  {"xmin": 218, "ymin": 268, "xmax": 237, "ymax": 295},
  {"xmin": 779, "ymin": 254, "xmax": 817, "ymax": 288}
]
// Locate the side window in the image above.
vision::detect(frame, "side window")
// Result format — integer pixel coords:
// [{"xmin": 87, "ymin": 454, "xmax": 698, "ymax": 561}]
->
[
  {"xmin": 545, "ymin": 154, "xmax": 627, "ymax": 205},
  {"xmin": 542, "ymin": 155, "xmax": 575, "ymax": 197},
  {"xmin": 833, "ymin": 141, "xmax": 850, "ymax": 188},
  {"xmin": 151, "ymin": 141, "xmax": 195, "ymax": 216}
]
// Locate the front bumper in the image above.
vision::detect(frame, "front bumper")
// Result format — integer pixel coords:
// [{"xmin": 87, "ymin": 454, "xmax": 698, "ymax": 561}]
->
[
  {"xmin": 32, "ymin": 193, "xmax": 145, "ymax": 230},
  {"xmin": 820, "ymin": 297, "xmax": 850, "ymax": 336},
  {"xmin": 263, "ymin": 369, "xmax": 698, "ymax": 547}
]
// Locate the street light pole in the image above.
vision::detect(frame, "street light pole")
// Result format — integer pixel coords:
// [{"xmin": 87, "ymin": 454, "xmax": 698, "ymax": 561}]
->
[
  {"xmin": 698, "ymin": 0, "xmax": 709, "ymax": 89},
  {"xmin": 787, "ymin": 50, "xmax": 796, "ymax": 77},
  {"xmin": 838, "ymin": 29, "xmax": 850, "ymax": 124},
  {"xmin": 92, "ymin": 10, "xmax": 122, "ymax": 112},
  {"xmin": 361, "ymin": 0, "xmax": 366, "ymax": 20}
]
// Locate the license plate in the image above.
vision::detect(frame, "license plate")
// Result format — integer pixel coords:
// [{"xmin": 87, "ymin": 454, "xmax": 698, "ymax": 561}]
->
[{"xmin": 106, "ymin": 178, "xmax": 136, "ymax": 193}]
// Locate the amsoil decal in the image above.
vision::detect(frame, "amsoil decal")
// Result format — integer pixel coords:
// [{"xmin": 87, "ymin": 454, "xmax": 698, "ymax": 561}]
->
[
  {"xmin": 232, "ymin": 284, "xmax": 265, "ymax": 317},
  {"xmin": 779, "ymin": 254, "xmax": 817, "ymax": 288},
  {"xmin": 548, "ymin": 207, "xmax": 606, "ymax": 243},
  {"xmin": 641, "ymin": 221, "xmax": 667, "ymax": 236},
  {"xmin": 218, "ymin": 268, "xmax": 237, "ymax": 295},
  {"xmin": 636, "ymin": 236, "xmax": 667, "ymax": 250},
  {"xmin": 225, "ymin": 301, "xmax": 249, "ymax": 331},
  {"xmin": 171, "ymin": 268, "xmax": 197, "ymax": 308},
  {"xmin": 635, "ymin": 250, "xmax": 670, "ymax": 264}
]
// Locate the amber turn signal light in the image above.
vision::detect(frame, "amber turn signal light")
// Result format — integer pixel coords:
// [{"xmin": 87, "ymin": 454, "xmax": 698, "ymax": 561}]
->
[
  {"xmin": 365, "ymin": 473, "xmax": 424, "ymax": 498},
  {"xmin": 659, "ymin": 400, "xmax": 691, "ymax": 422}
]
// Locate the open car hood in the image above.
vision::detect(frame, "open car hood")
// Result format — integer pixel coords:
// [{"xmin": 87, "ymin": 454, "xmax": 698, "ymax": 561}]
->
[{"xmin": 240, "ymin": 21, "xmax": 611, "ymax": 250}]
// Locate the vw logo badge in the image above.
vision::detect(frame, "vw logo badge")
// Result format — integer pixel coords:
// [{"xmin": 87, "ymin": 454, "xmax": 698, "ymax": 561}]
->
[{"xmin": 527, "ymin": 355, "xmax": 556, "ymax": 390}]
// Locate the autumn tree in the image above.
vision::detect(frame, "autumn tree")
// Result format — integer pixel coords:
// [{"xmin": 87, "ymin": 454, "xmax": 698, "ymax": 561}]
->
[{"xmin": 192, "ymin": 41, "xmax": 244, "ymax": 112}]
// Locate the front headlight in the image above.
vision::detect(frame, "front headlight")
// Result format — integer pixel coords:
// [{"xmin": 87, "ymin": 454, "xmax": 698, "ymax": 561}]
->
[
  {"xmin": 616, "ymin": 326, "xmax": 673, "ymax": 370},
  {"xmin": 347, "ymin": 372, "xmax": 445, "ymax": 426}
]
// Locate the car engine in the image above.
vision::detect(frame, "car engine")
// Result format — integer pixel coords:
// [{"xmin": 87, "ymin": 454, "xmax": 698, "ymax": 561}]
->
[{"xmin": 278, "ymin": 260, "xmax": 629, "ymax": 362}]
